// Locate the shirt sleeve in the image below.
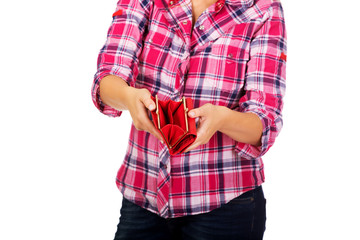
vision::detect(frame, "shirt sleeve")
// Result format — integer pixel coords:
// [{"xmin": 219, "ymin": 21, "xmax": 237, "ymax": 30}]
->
[
  {"xmin": 235, "ymin": 2, "xmax": 287, "ymax": 159},
  {"xmin": 91, "ymin": 0, "xmax": 152, "ymax": 117}
]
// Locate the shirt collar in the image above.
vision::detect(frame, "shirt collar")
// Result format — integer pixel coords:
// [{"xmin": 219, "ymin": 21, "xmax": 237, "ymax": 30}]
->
[
  {"xmin": 225, "ymin": 0, "xmax": 254, "ymax": 7},
  {"xmin": 165, "ymin": 0, "xmax": 254, "ymax": 7}
]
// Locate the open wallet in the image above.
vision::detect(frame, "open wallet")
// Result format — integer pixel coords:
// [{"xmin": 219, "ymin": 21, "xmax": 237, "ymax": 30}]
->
[{"xmin": 150, "ymin": 95, "xmax": 197, "ymax": 155}]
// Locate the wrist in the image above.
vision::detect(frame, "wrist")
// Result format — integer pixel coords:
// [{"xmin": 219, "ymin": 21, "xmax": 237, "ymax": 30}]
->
[
  {"xmin": 216, "ymin": 105, "xmax": 231, "ymax": 132},
  {"xmin": 99, "ymin": 75, "xmax": 133, "ymax": 111},
  {"xmin": 121, "ymin": 86, "xmax": 138, "ymax": 110}
]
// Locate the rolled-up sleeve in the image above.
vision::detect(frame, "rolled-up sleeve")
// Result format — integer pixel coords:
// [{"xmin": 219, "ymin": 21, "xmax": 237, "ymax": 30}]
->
[
  {"xmin": 236, "ymin": 2, "xmax": 287, "ymax": 159},
  {"xmin": 91, "ymin": 0, "xmax": 152, "ymax": 117}
]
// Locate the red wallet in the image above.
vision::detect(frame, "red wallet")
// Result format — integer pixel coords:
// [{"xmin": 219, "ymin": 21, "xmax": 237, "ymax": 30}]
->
[{"xmin": 150, "ymin": 95, "xmax": 197, "ymax": 155}]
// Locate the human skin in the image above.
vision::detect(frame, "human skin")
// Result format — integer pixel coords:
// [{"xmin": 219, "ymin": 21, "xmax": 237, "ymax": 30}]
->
[{"xmin": 99, "ymin": 75, "xmax": 263, "ymax": 150}]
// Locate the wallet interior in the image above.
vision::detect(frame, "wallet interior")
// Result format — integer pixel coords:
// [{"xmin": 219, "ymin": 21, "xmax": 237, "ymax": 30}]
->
[{"xmin": 157, "ymin": 100, "xmax": 188, "ymax": 146}]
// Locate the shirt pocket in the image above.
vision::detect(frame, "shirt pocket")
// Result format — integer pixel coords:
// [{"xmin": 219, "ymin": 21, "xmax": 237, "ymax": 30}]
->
[
  {"xmin": 137, "ymin": 23, "xmax": 176, "ymax": 88},
  {"xmin": 138, "ymin": 21, "xmax": 187, "ymax": 95},
  {"xmin": 141, "ymin": 22, "xmax": 173, "ymax": 65},
  {"xmin": 198, "ymin": 44, "xmax": 249, "ymax": 106}
]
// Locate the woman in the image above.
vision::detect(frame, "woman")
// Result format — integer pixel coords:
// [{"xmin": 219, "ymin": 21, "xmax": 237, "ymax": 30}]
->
[{"xmin": 91, "ymin": 0, "xmax": 286, "ymax": 239}]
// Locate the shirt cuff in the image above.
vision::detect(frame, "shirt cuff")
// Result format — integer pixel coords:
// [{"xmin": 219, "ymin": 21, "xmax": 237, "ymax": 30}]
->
[
  {"xmin": 234, "ymin": 108, "xmax": 273, "ymax": 160},
  {"xmin": 92, "ymin": 67, "xmax": 135, "ymax": 117}
]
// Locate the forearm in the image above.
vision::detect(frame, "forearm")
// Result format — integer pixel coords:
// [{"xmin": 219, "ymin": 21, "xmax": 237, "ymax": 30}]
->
[
  {"xmin": 218, "ymin": 107, "xmax": 263, "ymax": 146},
  {"xmin": 99, "ymin": 75, "xmax": 163, "ymax": 141},
  {"xmin": 99, "ymin": 75, "xmax": 132, "ymax": 111}
]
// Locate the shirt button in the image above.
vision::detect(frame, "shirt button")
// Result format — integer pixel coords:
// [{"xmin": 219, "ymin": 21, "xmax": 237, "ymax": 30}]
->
[
  {"xmin": 182, "ymin": 20, "xmax": 188, "ymax": 25},
  {"xmin": 182, "ymin": 53, "xmax": 189, "ymax": 60},
  {"xmin": 199, "ymin": 25, "xmax": 205, "ymax": 30},
  {"xmin": 228, "ymin": 53, "xmax": 233, "ymax": 58},
  {"xmin": 169, "ymin": 0, "xmax": 174, "ymax": 5}
]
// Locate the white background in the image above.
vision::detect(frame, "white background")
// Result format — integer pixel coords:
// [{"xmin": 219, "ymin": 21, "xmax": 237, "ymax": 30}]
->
[{"xmin": 1, "ymin": 0, "xmax": 359, "ymax": 239}]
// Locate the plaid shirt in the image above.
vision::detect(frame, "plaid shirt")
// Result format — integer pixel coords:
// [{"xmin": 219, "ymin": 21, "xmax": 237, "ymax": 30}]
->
[{"xmin": 92, "ymin": 0, "xmax": 286, "ymax": 218}]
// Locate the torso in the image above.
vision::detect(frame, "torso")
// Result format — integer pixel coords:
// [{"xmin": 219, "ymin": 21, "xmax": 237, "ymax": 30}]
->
[{"xmin": 191, "ymin": 0, "xmax": 218, "ymax": 28}]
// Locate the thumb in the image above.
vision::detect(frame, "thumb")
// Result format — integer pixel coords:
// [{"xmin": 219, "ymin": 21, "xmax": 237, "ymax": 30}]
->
[
  {"xmin": 188, "ymin": 106, "xmax": 205, "ymax": 118},
  {"xmin": 141, "ymin": 96, "xmax": 156, "ymax": 111},
  {"xmin": 188, "ymin": 104, "xmax": 210, "ymax": 118}
]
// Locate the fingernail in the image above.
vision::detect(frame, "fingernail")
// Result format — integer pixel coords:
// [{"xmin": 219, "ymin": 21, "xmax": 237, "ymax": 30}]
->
[
  {"xmin": 149, "ymin": 104, "xmax": 155, "ymax": 110},
  {"xmin": 189, "ymin": 111, "xmax": 195, "ymax": 117}
]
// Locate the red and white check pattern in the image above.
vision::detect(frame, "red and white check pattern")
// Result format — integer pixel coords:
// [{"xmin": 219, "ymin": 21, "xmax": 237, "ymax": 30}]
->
[{"xmin": 92, "ymin": 0, "xmax": 286, "ymax": 218}]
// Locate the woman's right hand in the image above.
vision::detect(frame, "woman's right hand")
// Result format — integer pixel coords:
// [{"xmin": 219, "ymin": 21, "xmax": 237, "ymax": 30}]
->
[
  {"xmin": 124, "ymin": 87, "xmax": 163, "ymax": 142},
  {"xmin": 99, "ymin": 75, "xmax": 163, "ymax": 142}
]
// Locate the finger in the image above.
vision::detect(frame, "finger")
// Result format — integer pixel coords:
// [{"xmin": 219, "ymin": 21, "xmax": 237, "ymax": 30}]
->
[
  {"xmin": 184, "ymin": 140, "xmax": 201, "ymax": 152},
  {"xmin": 135, "ymin": 113, "xmax": 163, "ymax": 142},
  {"xmin": 188, "ymin": 108, "xmax": 200, "ymax": 118},
  {"xmin": 188, "ymin": 103, "xmax": 211, "ymax": 118},
  {"xmin": 138, "ymin": 90, "xmax": 156, "ymax": 111},
  {"xmin": 184, "ymin": 130, "xmax": 208, "ymax": 152},
  {"xmin": 184, "ymin": 127, "xmax": 205, "ymax": 152},
  {"xmin": 147, "ymin": 123, "xmax": 164, "ymax": 142},
  {"xmin": 184, "ymin": 119, "xmax": 212, "ymax": 152},
  {"xmin": 137, "ymin": 107, "xmax": 163, "ymax": 141},
  {"xmin": 142, "ymin": 97, "xmax": 156, "ymax": 111},
  {"xmin": 140, "ymin": 108, "xmax": 164, "ymax": 142}
]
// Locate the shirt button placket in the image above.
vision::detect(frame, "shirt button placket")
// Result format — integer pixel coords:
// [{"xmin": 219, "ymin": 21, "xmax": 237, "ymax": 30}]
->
[
  {"xmin": 215, "ymin": 0, "xmax": 225, "ymax": 11},
  {"xmin": 226, "ymin": 53, "xmax": 234, "ymax": 64},
  {"xmin": 146, "ymin": 39, "xmax": 152, "ymax": 48},
  {"xmin": 169, "ymin": 0, "xmax": 178, "ymax": 6}
]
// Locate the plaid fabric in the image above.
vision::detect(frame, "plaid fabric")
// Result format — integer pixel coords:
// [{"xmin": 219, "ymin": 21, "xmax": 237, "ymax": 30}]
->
[{"xmin": 91, "ymin": 0, "xmax": 286, "ymax": 218}]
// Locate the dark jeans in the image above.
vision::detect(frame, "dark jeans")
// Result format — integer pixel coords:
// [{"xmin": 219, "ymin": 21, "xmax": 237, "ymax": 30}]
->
[{"xmin": 114, "ymin": 186, "xmax": 266, "ymax": 240}]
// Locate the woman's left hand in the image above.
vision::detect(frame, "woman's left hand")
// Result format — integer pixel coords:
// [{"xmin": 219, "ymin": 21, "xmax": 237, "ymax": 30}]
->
[{"xmin": 184, "ymin": 103, "xmax": 227, "ymax": 152}]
